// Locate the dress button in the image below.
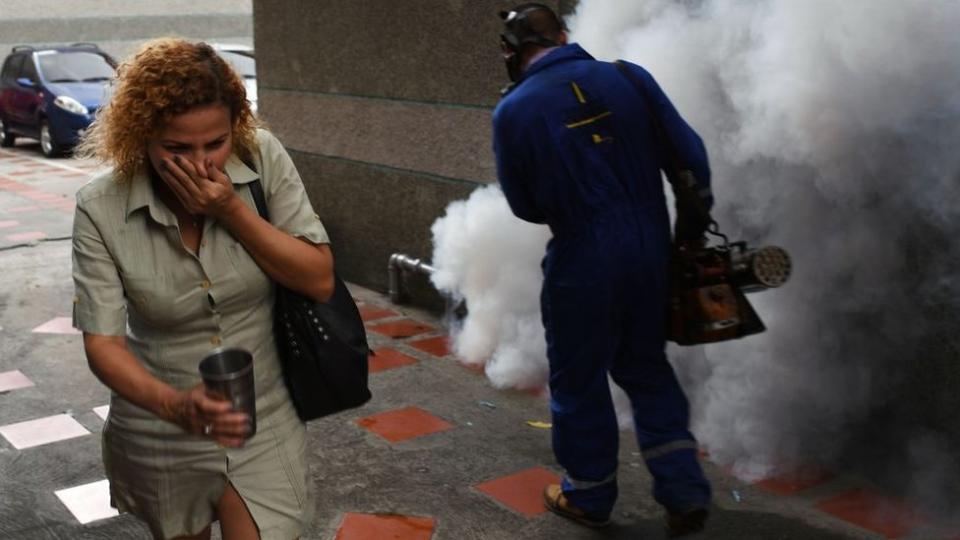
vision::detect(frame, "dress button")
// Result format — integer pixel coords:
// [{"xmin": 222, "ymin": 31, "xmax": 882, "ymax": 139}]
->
[
  {"xmin": 210, "ymin": 336, "xmax": 222, "ymax": 345},
  {"xmin": 201, "ymin": 280, "xmax": 211, "ymax": 290}
]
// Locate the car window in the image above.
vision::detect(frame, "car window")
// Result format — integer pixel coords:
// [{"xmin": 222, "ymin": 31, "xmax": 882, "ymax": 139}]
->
[
  {"xmin": 1, "ymin": 55, "xmax": 24, "ymax": 83},
  {"xmin": 37, "ymin": 51, "xmax": 114, "ymax": 83},
  {"xmin": 218, "ymin": 50, "xmax": 256, "ymax": 79},
  {"xmin": 20, "ymin": 56, "xmax": 39, "ymax": 82}
]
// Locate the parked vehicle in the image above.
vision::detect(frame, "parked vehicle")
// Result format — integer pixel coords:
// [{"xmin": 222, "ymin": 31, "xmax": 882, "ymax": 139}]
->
[
  {"xmin": 0, "ymin": 43, "xmax": 116, "ymax": 157},
  {"xmin": 212, "ymin": 43, "xmax": 258, "ymax": 114}
]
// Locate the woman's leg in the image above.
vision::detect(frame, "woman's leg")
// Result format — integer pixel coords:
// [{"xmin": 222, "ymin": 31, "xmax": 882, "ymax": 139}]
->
[{"xmin": 216, "ymin": 482, "xmax": 260, "ymax": 540}]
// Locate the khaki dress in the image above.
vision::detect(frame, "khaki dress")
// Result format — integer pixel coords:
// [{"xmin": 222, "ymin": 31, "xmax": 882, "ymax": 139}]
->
[{"xmin": 71, "ymin": 129, "xmax": 328, "ymax": 539}]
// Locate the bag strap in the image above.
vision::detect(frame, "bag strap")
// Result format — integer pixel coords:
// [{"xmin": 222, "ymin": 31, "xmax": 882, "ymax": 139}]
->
[
  {"xmin": 239, "ymin": 149, "xmax": 270, "ymax": 222},
  {"xmin": 248, "ymin": 180, "xmax": 271, "ymax": 223},
  {"xmin": 613, "ymin": 60, "xmax": 716, "ymax": 234}
]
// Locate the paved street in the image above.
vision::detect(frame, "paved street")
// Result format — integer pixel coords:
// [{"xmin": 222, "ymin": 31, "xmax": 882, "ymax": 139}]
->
[
  {"xmin": 0, "ymin": 0, "xmax": 252, "ymax": 63},
  {"xmin": 0, "ymin": 144, "xmax": 955, "ymax": 539}
]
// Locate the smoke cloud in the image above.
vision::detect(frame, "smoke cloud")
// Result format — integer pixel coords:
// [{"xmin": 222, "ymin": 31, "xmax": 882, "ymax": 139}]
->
[
  {"xmin": 430, "ymin": 186, "xmax": 552, "ymax": 390},
  {"xmin": 431, "ymin": 0, "xmax": 960, "ymax": 517}
]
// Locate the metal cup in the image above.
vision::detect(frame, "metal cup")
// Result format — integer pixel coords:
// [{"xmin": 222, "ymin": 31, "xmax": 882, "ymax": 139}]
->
[{"xmin": 199, "ymin": 347, "xmax": 256, "ymax": 437}]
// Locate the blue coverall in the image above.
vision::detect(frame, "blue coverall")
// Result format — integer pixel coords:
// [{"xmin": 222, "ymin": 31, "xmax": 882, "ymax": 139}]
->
[{"xmin": 492, "ymin": 43, "xmax": 712, "ymax": 517}]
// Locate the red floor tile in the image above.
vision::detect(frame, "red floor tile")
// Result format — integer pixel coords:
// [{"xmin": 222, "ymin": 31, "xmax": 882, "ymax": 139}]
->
[
  {"xmin": 815, "ymin": 488, "xmax": 925, "ymax": 538},
  {"xmin": 755, "ymin": 467, "xmax": 835, "ymax": 495},
  {"xmin": 524, "ymin": 386, "xmax": 547, "ymax": 398},
  {"xmin": 336, "ymin": 513, "xmax": 435, "ymax": 540},
  {"xmin": 50, "ymin": 204, "xmax": 77, "ymax": 213},
  {"xmin": 6, "ymin": 231, "xmax": 46, "ymax": 242},
  {"xmin": 359, "ymin": 304, "xmax": 398, "ymax": 322},
  {"xmin": 23, "ymin": 191, "xmax": 62, "ymax": 201},
  {"xmin": 8, "ymin": 206, "xmax": 40, "ymax": 213},
  {"xmin": 369, "ymin": 348, "xmax": 418, "ymax": 373},
  {"xmin": 474, "ymin": 467, "xmax": 562, "ymax": 517},
  {"xmin": 0, "ymin": 220, "xmax": 18, "ymax": 228},
  {"xmin": 460, "ymin": 360, "xmax": 485, "ymax": 375},
  {"xmin": 356, "ymin": 406, "xmax": 453, "ymax": 443},
  {"xmin": 408, "ymin": 336, "xmax": 451, "ymax": 357},
  {"xmin": 369, "ymin": 319, "xmax": 434, "ymax": 339}
]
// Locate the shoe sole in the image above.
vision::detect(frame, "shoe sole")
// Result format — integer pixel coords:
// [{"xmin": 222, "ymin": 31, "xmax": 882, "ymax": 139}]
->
[
  {"xmin": 543, "ymin": 493, "xmax": 611, "ymax": 528},
  {"xmin": 666, "ymin": 508, "xmax": 708, "ymax": 537}
]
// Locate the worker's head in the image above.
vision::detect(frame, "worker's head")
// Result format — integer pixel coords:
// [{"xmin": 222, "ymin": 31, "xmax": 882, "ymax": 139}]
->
[{"xmin": 499, "ymin": 3, "xmax": 567, "ymax": 81}]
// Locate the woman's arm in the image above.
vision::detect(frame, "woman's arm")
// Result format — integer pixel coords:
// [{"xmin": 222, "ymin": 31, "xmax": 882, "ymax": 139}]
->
[
  {"xmin": 159, "ymin": 154, "xmax": 335, "ymax": 303},
  {"xmin": 84, "ymin": 333, "xmax": 250, "ymax": 446},
  {"xmin": 214, "ymin": 192, "xmax": 334, "ymax": 303}
]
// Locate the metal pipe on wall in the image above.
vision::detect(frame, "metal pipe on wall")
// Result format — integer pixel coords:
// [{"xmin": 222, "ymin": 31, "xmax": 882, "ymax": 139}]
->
[{"xmin": 387, "ymin": 253, "xmax": 436, "ymax": 304}]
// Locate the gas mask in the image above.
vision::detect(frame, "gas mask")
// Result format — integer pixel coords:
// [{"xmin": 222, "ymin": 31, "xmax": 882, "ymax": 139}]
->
[
  {"xmin": 500, "ymin": 38, "xmax": 524, "ymax": 84},
  {"xmin": 499, "ymin": 4, "xmax": 562, "ymax": 82}
]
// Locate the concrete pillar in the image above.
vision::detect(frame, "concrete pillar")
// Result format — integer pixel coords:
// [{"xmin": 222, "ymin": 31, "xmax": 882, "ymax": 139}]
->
[{"xmin": 252, "ymin": 1, "xmax": 570, "ymax": 305}]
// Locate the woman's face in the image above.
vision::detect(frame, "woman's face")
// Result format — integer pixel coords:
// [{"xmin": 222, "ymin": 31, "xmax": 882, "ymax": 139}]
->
[{"xmin": 146, "ymin": 103, "xmax": 233, "ymax": 175}]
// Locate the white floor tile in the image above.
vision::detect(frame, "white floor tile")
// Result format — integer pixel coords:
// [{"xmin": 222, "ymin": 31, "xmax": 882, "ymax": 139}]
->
[
  {"xmin": 93, "ymin": 405, "xmax": 109, "ymax": 421},
  {"xmin": 0, "ymin": 414, "xmax": 90, "ymax": 449},
  {"xmin": 55, "ymin": 479, "xmax": 119, "ymax": 524},
  {"xmin": 31, "ymin": 317, "xmax": 80, "ymax": 335},
  {"xmin": 0, "ymin": 370, "xmax": 34, "ymax": 393}
]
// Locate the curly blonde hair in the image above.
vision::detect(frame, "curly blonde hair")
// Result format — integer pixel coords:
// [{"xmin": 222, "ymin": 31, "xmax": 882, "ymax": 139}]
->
[{"xmin": 78, "ymin": 38, "xmax": 259, "ymax": 181}]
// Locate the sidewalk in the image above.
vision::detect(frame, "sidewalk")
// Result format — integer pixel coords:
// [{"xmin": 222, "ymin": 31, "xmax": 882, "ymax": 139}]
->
[
  {"xmin": 0, "ymin": 243, "xmax": 882, "ymax": 540},
  {"xmin": 0, "ymin": 146, "xmax": 951, "ymax": 539}
]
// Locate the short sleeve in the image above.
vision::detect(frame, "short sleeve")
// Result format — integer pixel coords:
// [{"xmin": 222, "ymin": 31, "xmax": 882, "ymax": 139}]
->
[
  {"xmin": 71, "ymin": 203, "xmax": 126, "ymax": 335},
  {"xmin": 258, "ymin": 130, "xmax": 330, "ymax": 245}
]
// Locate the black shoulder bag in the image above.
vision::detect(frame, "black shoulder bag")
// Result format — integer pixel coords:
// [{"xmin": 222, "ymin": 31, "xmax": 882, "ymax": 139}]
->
[{"xmin": 247, "ymin": 180, "xmax": 372, "ymax": 420}]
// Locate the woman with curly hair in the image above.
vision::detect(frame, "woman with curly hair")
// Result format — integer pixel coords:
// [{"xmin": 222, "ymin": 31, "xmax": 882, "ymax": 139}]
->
[{"xmin": 72, "ymin": 37, "xmax": 332, "ymax": 540}]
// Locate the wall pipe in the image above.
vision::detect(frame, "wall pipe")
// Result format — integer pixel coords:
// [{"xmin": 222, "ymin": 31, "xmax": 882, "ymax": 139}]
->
[{"xmin": 387, "ymin": 253, "xmax": 436, "ymax": 304}]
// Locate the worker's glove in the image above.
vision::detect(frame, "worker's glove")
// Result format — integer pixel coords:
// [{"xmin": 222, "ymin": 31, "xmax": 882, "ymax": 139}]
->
[
  {"xmin": 674, "ymin": 209, "xmax": 711, "ymax": 248},
  {"xmin": 671, "ymin": 170, "xmax": 713, "ymax": 248}
]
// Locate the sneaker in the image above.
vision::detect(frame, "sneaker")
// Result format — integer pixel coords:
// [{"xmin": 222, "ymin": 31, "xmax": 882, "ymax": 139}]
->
[
  {"xmin": 665, "ymin": 507, "xmax": 709, "ymax": 537},
  {"xmin": 542, "ymin": 484, "xmax": 611, "ymax": 528}
]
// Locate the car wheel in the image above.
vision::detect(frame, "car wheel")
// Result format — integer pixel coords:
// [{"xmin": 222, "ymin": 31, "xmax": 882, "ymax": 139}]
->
[
  {"xmin": 0, "ymin": 117, "xmax": 15, "ymax": 147},
  {"xmin": 39, "ymin": 119, "xmax": 63, "ymax": 158}
]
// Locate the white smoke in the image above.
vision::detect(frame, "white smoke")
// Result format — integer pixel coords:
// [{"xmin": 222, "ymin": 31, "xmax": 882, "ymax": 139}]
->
[
  {"xmin": 568, "ymin": 0, "xmax": 960, "ymax": 485},
  {"xmin": 431, "ymin": 0, "xmax": 960, "ymax": 514},
  {"xmin": 430, "ymin": 185, "xmax": 552, "ymax": 390}
]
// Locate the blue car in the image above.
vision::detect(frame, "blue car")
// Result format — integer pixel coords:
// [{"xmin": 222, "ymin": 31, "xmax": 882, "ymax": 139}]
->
[{"xmin": 0, "ymin": 43, "xmax": 115, "ymax": 157}]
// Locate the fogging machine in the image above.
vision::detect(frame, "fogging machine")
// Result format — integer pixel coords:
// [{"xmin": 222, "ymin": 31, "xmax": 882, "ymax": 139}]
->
[
  {"xmin": 613, "ymin": 60, "xmax": 792, "ymax": 345},
  {"xmin": 666, "ymin": 171, "xmax": 792, "ymax": 345}
]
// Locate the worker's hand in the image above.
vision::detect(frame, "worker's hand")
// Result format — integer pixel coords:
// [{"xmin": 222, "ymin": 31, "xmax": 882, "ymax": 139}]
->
[
  {"xmin": 165, "ymin": 384, "xmax": 252, "ymax": 447},
  {"xmin": 674, "ymin": 211, "xmax": 710, "ymax": 248},
  {"xmin": 158, "ymin": 155, "xmax": 239, "ymax": 220}
]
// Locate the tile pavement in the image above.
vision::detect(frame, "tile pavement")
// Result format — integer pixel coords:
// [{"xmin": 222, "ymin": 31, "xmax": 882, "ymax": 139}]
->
[
  {"xmin": 335, "ymin": 513, "xmax": 436, "ymax": 540},
  {"xmin": 0, "ymin": 147, "xmax": 94, "ymax": 250},
  {"xmin": 4, "ymin": 297, "xmax": 955, "ymax": 539},
  {"xmin": 0, "ymin": 146, "xmax": 957, "ymax": 539}
]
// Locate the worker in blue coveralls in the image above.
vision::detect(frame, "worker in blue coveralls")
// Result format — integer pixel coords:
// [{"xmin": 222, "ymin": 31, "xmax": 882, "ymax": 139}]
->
[{"xmin": 492, "ymin": 4, "xmax": 713, "ymax": 536}]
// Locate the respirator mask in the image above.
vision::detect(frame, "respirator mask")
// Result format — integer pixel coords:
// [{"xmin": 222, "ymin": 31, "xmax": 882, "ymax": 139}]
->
[{"xmin": 499, "ymin": 4, "xmax": 562, "ymax": 82}]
